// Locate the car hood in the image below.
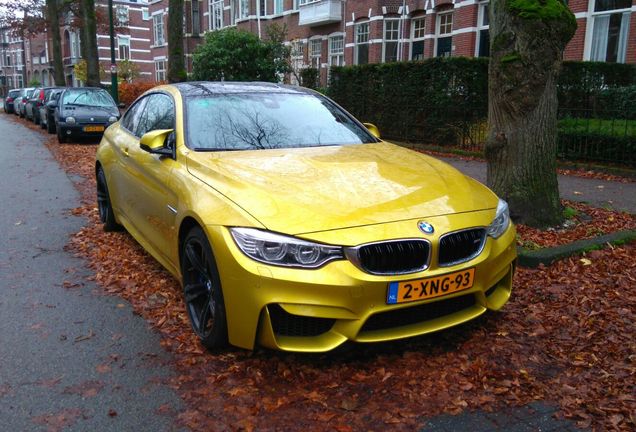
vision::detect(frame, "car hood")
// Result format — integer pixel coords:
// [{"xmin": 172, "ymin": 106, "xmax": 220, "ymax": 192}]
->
[
  {"xmin": 62, "ymin": 105, "xmax": 118, "ymax": 120},
  {"xmin": 186, "ymin": 142, "xmax": 499, "ymax": 235}
]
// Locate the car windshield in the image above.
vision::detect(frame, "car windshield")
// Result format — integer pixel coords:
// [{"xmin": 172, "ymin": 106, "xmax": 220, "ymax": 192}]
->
[
  {"xmin": 8, "ymin": 90, "xmax": 19, "ymax": 97},
  {"xmin": 186, "ymin": 93, "xmax": 375, "ymax": 151},
  {"xmin": 63, "ymin": 89, "xmax": 115, "ymax": 108}
]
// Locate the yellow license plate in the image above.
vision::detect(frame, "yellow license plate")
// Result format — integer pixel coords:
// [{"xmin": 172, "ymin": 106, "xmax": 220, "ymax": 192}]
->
[
  {"xmin": 83, "ymin": 125, "xmax": 105, "ymax": 132},
  {"xmin": 387, "ymin": 268, "xmax": 475, "ymax": 304}
]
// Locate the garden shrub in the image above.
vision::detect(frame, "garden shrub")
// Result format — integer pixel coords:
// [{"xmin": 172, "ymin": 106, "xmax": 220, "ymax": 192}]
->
[{"xmin": 118, "ymin": 81, "xmax": 163, "ymax": 107}]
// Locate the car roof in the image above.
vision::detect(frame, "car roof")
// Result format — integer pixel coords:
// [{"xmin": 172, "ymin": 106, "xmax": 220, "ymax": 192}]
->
[{"xmin": 172, "ymin": 81, "xmax": 314, "ymax": 98}]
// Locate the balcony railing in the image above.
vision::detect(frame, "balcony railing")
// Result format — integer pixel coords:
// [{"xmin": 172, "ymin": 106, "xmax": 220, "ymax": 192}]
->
[{"xmin": 298, "ymin": 0, "xmax": 342, "ymax": 26}]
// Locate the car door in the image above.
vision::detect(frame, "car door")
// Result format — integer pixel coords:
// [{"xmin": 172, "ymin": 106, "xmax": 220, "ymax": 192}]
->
[
  {"xmin": 120, "ymin": 93, "xmax": 179, "ymax": 264},
  {"xmin": 107, "ymin": 96, "xmax": 148, "ymax": 222}
]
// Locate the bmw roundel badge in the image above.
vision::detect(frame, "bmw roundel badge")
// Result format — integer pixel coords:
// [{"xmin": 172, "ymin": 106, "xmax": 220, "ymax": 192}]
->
[{"xmin": 418, "ymin": 221, "xmax": 434, "ymax": 234}]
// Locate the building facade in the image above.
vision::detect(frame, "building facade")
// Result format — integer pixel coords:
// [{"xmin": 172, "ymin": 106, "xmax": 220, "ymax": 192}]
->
[{"xmin": 3, "ymin": 0, "xmax": 634, "ymax": 91}]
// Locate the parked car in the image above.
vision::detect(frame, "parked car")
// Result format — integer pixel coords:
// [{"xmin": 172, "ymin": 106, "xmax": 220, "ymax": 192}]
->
[
  {"xmin": 95, "ymin": 82, "xmax": 517, "ymax": 352},
  {"xmin": 39, "ymin": 88, "xmax": 65, "ymax": 133},
  {"xmin": 15, "ymin": 87, "xmax": 35, "ymax": 118},
  {"xmin": 3, "ymin": 89, "xmax": 21, "ymax": 114},
  {"xmin": 26, "ymin": 87, "xmax": 56, "ymax": 124},
  {"xmin": 52, "ymin": 87, "xmax": 120, "ymax": 143},
  {"xmin": 11, "ymin": 88, "xmax": 23, "ymax": 115}
]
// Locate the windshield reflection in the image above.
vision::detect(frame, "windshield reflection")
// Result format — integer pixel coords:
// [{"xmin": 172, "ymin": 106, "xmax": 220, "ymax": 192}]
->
[{"xmin": 186, "ymin": 93, "xmax": 374, "ymax": 151}]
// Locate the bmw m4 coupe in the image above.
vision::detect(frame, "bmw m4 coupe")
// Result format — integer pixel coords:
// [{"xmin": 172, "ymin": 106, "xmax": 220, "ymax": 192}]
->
[{"xmin": 95, "ymin": 82, "xmax": 517, "ymax": 352}]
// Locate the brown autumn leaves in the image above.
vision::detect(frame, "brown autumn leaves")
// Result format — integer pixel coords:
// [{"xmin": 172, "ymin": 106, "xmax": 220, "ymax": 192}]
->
[{"xmin": 27, "ymin": 118, "xmax": 635, "ymax": 431}]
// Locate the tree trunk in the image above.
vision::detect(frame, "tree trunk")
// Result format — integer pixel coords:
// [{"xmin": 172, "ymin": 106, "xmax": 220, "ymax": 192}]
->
[
  {"xmin": 81, "ymin": 0, "xmax": 100, "ymax": 86},
  {"xmin": 167, "ymin": 0, "xmax": 186, "ymax": 83},
  {"xmin": 46, "ymin": 0, "xmax": 64, "ymax": 86},
  {"xmin": 486, "ymin": 0, "xmax": 576, "ymax": 228}
]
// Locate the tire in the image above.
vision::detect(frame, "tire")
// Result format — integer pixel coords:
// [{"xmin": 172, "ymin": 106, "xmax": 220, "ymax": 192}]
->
[
  {"xmin": 47, "ymin": 116, "xmax": 55, "ymax": 134},
  {"xmin": 57, "ymin": 125, "xmax": 67, "ymax": 143},
  {"xmin": 96, "ymin": 167, "xmax": 122, "ymax": 232},
  {"xmin": 181, "ymin": 226, "xmax": 228, "ymax": 350},
  {"xmin": 40, "ymin": 118, "xmax": 46, "ymax": 129},
  {"xmin": 34, "ymin": 112, "xmax": 40, "ymax": 125}
]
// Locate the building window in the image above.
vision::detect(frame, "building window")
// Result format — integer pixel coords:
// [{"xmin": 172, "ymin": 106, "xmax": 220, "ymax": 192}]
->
[
  {"xmin": 116, "ymin": 5, "xmax": 129, "ymax": 26},
  {"xmin": 309, "ymin": 39, "xmax": 322, "ymax": 68},
  {"xmin": 411, "ymin": 17, "xmax": 426, "ymax": 60},
  {"xmin": 259, "ymin": 0, "xmax": 266, "ymax": 15},
  {"xmin": 142, "ymin": 8, "xmax": 150, "ymax": 20},
  {"xmin": 274, "ymin": 0, "xmax": 283, "ymax": 14},
  {"xmin": 589, "ymin": 0, "xmax": 631, "ymax": 63},
  {"xmin": 155, "ymin": 59, "xmax": 167, "ymax": 82},
  {"xmin": 328, "ymin": 35, "xmax": 344, "ymax": 66},
  {"xmin": 239, "ymin": 0, "xmax": 249, "ymax": 19},
  {"xmin": 355, "ymin": 22, "xmax": 370, "ymax": 65},
  {"xmin": 436, "ymin": 12, "xmax": 453, "ymax": 57},
  {"xmin": 209, "ymin": 0, "xmax": 224, "ymax": 30},
  {"xmin": 291, "ymin": 40, "xmax": 305, "ymax": 85},
  {"xmin": 153, "ymin": 14, "xmax": 165, "ymax": 46},
  {"xmin": 192, "ymin": 1, "xmax": 200, "ymax": 35},
  {"xmin": 383, "ymin": 19, "xmax": 400, "ymax": 63},
  {"xmin": 477, "ymin": 2, "xmax": 489, "ymax": 57},
  {"xmin": 118, "ymin": 36, "xmax": 131, "ymax": 60}
]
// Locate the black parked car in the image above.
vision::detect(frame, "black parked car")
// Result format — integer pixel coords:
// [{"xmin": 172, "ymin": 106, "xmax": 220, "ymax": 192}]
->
[
  {"xmin": 3, "ymin": 89, "xmax": 21, "ymax": 114},
  {"xmin": 39, "ymin": 88, "xmax": 66, "ymax": 133},
  {"xmin": 52, "ymin": 87, "xmax": 120, "ymax": 143}
]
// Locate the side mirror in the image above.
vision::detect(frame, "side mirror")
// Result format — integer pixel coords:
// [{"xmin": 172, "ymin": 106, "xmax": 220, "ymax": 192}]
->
[
  {"xmin": 363, "ymin": 123, "xmax": 381, "ymax": 139},
  {"xmin": 140, "ymin": 129, "xmax": 175, "ymax": 158},
  {"xmin": 47, "ymin": 100, "xmax": 58, "ymax": 109}
]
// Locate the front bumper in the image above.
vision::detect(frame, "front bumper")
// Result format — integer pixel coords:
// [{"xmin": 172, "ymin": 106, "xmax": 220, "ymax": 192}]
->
[
  {"xmin": 206, "ymin": 210, "xmax": 517, "ymax": 352},
  {"xmin": 58, "ymin": 122, "xmax": 112, "ymax": 138}
]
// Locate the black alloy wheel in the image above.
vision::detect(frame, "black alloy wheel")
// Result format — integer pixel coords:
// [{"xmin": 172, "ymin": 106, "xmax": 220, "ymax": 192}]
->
[
  {"xmin": 96, "ymin": 167, "xmax": 121, "ymax": 232},
  {"xmin": 181, "ymin": 226, "xmax": 228, "ymax": 350}
]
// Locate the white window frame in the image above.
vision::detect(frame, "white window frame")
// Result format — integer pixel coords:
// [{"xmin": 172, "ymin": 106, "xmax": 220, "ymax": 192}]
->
[
  {"xmin": 383, "ymin": 19, "xmax": 400, "ymax": 63},
  {"xmin": 291, "ymin": 40, "xmax": 306, "ymax": 85},
  {"xmin": 118, "ymin": 35, "xmax": 131, "ymax": 60},
  {"xmin": 354, "ymin": 22, "xmax": 370, "ymax": 65},
  {"xmin": 411, "ymin": 17, "xmax": 426, "ymax": 60},
  {"xmin": 153, "ymin": 13, "xmax": 165, "ymax": 46},
  {"xmin": 142, "ymin": 7, "xmax": 150, "ymax": 20},
  {"xmin": 585, "ymin": 0, "xmax": 631, "ymax": 63},
  {"xmin": 155, "ymin": 59, "xmax": 167, "ymax": 82},
  {"xmin": 475, "ymin": 2, "xmax": 490, "ymax": 57},
  {"xmin": 309, "ymin": 38, "xmax": 322, "ymax": 68},
  {"xmin": 239, "ymin": 0, "xmax": 249, "ymax": 19},
  {"xmin": 435, "ymin": 11, "xmax": 453, "ymax": 57},
  {"xmin": 328, "ymin": 35, "xmax": 344, "ymax": 67},
  {"xmin": 209, "ymin": 0, "xmax": 224, "ymax": 30},
  {"xmin": 116, "ymin": 5, "xmax": 129, "ymax": 26},
  {"xmin": 274, "ymin": 0, "xmax": 284, "ymax": 15}
]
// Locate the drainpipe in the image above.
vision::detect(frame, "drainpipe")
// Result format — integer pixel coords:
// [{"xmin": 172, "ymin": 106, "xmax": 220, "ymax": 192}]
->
[{"xmin": 256, "ymin": 0, "xmax": 262, "ymax": 39}]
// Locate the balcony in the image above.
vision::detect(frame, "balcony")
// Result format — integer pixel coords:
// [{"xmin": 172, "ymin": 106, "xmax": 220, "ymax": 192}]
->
[{"xmin": 298, "ymin": 0, "xmax": 342, "ymax": 27}]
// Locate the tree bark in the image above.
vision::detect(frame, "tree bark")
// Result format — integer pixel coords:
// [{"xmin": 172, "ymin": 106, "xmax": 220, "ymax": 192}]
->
[
  {"xmin": 46, "ymin": 0, "xmax": 64, "ymax": 86},
  {"xmin": 80, "ymin": 0, "xmax": 100, "ymax": 86},
  {"xmin": 167, "ymin": 0, "xmax": 186, "ymax": 83},
  {"xmin": 486, "ymin": 0, "xmax": 576, "ymax": 228}
]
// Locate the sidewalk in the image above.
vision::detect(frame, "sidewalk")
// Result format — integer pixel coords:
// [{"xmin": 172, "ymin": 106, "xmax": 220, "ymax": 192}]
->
[{"xmin": 440, "ymin": 157, "xmax": 636, "ymax": 214}]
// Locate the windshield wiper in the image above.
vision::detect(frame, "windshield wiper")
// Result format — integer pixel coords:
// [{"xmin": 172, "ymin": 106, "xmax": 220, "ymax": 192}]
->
[{"xmin": 192, "ymin": 147, "xmax": 244, "ymax": 152}]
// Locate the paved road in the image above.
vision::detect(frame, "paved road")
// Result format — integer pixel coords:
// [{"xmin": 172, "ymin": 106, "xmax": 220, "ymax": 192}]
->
[
  {"xmin": 441, "ymin": 157, "xmax": 636, "ymax": 214},
  {"xmin": 0, "ymin": 114, "xmax": 183, "ymax": 430}
]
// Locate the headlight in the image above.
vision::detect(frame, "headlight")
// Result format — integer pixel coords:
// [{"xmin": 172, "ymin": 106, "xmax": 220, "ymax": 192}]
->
[
  {"xmin": 487, "ymin": 199, "xmax": 510, "ymax": 238},
  {"xmin": 230, "ymin": 227, "xmax": 344, "ymax": 268},
  {"xmin": 65, "ymin": 116, "xmax": 76, "ymax": 125},
  {"xmin": 108, "ymin": 116, "xmax": 118, "ymax": 123}
]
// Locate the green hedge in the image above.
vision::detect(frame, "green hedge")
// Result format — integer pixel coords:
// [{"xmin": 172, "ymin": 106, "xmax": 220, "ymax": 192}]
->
[
  {"xmin": 328, "ymin": 59, "xmax": 636, "ymax": 165},
  {"xmin": 328, "ymin": 58, "xmax": 488, "ymax": 142}
]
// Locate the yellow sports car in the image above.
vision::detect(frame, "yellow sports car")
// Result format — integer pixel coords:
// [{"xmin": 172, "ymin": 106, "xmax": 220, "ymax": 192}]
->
[{"xmin": 95, "ymin": 82, "xmax": 516, "ymax": 352}]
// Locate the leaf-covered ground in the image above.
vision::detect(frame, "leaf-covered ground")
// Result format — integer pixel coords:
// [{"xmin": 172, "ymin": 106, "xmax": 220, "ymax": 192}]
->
[{"xmin": 29, "ymin": 123, "xmax": 636, "ymax": 431}]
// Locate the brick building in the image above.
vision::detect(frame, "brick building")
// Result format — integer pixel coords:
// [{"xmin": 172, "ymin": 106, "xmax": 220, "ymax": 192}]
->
[
  {"xmin": 171, "ymin": 0, "xmax": 634, "ymax": 86},
  {"xmin": 3, "ymin": 0, "xmax": 634, "ymax": 90}
]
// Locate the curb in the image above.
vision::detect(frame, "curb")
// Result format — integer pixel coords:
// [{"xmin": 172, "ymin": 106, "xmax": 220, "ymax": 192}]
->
[{"xmin": 517, "ymin": 229, "xmax": 636, "ymax": 268}]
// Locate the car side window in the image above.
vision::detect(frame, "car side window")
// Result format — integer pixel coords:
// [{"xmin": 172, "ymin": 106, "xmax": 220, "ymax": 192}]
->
[
  {"xmin": 135, "ymin": 94, "xmax": 175, "ymax": 138},
  {"xmin": 121, "ymin": 97, "xmax": 148, "ymax": 137}
]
